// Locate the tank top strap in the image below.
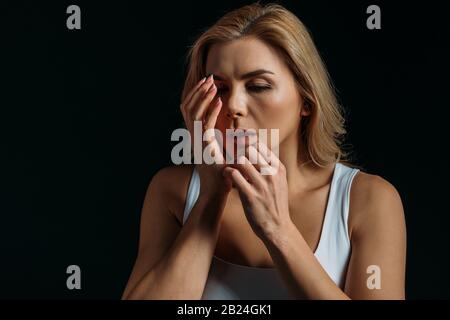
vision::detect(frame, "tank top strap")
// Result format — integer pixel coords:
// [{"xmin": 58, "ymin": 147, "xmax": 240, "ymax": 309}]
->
[
  {"xmin": 314, "ymin": 162, "xmax": 360, "ymax": 287},
  {"xmin": 182, "ymin": 166, "xmax": 201, "ymax": 224}
]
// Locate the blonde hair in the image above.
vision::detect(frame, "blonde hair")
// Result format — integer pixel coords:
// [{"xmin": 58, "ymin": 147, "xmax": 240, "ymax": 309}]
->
[{"xmin": 181, "ymin": 2, "xmax": 355, "ymax": 168}]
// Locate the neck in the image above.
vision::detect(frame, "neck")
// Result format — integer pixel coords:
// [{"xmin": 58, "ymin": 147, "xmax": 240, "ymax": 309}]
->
[{"xmin": 276, "ymin": 132, "xmax": 333, "ymax": 194}]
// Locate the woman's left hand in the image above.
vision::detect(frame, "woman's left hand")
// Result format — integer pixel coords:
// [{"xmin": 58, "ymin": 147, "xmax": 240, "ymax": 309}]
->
[{"xmin": 222, "ymin": 141, "xmax": 293, "ymax": 242}]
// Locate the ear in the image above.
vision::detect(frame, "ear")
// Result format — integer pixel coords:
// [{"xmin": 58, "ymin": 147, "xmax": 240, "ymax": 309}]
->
[{"xmin": 300, "ymin": 102, "xmax": 311, "ymax": 116}]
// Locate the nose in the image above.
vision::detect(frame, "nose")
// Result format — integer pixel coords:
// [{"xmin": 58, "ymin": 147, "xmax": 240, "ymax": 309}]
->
[{"xmin": 225, "ymin": 88, "xmax": 247, "ymax": 120}]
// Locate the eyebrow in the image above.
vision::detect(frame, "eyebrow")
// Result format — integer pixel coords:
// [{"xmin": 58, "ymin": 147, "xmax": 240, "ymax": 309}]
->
[{"xmin": 212, "ymin": 69, "xmax": 275, "ymax": 81}]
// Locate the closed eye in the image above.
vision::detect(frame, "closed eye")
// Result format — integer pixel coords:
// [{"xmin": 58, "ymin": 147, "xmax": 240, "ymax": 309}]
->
[
  {"xmin": 247, "ymin": 85, "xmax": 271, "ymax": 93},
  {"xmin": 215, "ymin": 84, "xmax": 272, "ymax": 94}
]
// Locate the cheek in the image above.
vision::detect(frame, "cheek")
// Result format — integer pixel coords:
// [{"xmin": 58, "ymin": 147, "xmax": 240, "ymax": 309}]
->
[{"xmin": 255, "ymin": 88, "xmax": 301, "ymax": 129}]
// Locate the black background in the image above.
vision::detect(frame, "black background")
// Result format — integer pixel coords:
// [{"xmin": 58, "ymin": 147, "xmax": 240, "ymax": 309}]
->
[{"xmin": 1, "ymin": 0, "xmax": 449, "ymax": 299}]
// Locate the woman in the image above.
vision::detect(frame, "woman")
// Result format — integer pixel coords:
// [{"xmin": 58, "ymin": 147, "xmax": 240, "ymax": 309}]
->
[{"xmin": 122, "ymin": 3, "xmax": 406, "ymax": 300}]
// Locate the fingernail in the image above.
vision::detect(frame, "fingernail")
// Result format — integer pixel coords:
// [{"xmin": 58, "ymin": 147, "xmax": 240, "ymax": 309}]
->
[
  {"xmin": 200, "ymin": 77, "xmax": 206, "ymax": 83},
  {"xmin": 207, "ymin": 74, "xmax": 214, "ymax": 82}
]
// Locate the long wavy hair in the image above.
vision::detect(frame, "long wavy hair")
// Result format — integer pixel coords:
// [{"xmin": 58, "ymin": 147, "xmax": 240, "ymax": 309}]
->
[{"xmin": 181, "ymin": 2, "xmax": 356, "ymax": 168}]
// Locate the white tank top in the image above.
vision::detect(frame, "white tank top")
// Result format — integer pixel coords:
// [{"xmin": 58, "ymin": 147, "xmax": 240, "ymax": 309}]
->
[{"xmin": 182, "ymin": 162, "xmax": 360, "ymax": 299}]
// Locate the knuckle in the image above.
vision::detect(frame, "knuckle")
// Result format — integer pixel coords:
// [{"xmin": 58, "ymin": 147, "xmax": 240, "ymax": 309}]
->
[
  {"xmin": 200, "ymin": 86, "xmax": 208, "ymax": 93},
  {"xmin": 261, "ymin": 186, "xmax": 270, "ymax": 198},
  {"xmin": 267, "ymin": 173, "xmax": 276, "ymax": 183},
  {"xmin": 192, "ymin": 112, "xmax": 202, "ymax": 121}
]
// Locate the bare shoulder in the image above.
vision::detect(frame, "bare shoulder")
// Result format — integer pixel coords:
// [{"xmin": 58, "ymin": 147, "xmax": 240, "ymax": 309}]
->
[
  {"xmin": 348, "ymin": 170, "xmax": 406, "ymax": 240},
  {"xmin": 146, "ymin": 164, "xmax": 196, "ymax": 225}
]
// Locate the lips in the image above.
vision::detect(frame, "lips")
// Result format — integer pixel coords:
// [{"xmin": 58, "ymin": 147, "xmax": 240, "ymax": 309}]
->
[
  {"xmin": 235, "ymin": 134, "xmax": 257, "ymax": 147},
  {"xmin": 223, "ymin": 128, "xmax": 258, "ymax": 154},
  {"xmin": 219, "ymin": 128, "xmax": 258, "ymax": 163},
  {"xmin": 234, "ymin": 128, "xmax": 257, "ymax": 136}
]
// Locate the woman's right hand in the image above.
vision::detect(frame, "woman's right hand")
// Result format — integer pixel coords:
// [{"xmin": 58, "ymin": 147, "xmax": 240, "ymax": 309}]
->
[{"xmin": 180, "ymin": 74, "xmax": 232, "ymax": 197}]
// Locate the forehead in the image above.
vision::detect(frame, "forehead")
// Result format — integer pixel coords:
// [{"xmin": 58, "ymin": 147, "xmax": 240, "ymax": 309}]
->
[{"xmin": 205, "ymin": 37, "xmax": 288, "ymax": 77}]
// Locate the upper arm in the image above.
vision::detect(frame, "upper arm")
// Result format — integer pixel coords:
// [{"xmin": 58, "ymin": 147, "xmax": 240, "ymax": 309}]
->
[
  {"xmin": 122, "ymin": 166, "xmax": 186, "ymax": 299},
  {"xmin": 344, "ymin": 173, "xmax": 407, "ymax": 299}
]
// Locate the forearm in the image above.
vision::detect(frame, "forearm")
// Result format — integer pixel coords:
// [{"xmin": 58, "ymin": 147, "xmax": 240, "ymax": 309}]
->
[
  {"xmin": 125, "ymin": 193, "xmax": 228, "ymax": 300},
  {"xmin": 263, "ymin": 222, "xmax": 350, "ymax": 300}
]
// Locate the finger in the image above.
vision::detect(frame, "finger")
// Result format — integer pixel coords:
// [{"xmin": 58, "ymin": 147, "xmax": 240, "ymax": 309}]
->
[
  {"xmin": 256, "ymin": 140, "xmax": 280, "ymax": 171},
  {"xmin": 204, "ymin": 97, "xmax": 222, "ymax": 130},
  {"xmin": 223, "ymin": 166, "xmax": 253, "ymax": 196},
  {"xmin": 202, "ymin": 98, "xmax": 224, "ymax": 163},
  {"xmin": 246, "ymin": 145, "xmax": 270, "ymax": 172},
  {"xmin": 185, "ymin": 75, "xmax": 215, "ymax": 115},
  {"xmin": 202, "ymin": 133, "xmax": 224, "ymax": 165},
  {"xmin": 234, "ymin": 156, "xmax": 264, "ymax": 189},
  {"xmin": 185, "ymin": 76, "xmax": 207, "ymax": 105},
  {"xmin": 180, "ymin": 76, "xmax": 206, "ymax": 117},
  {"xmin": 193, "ymin": 84, "xmax": 217, "ymax": 121}
]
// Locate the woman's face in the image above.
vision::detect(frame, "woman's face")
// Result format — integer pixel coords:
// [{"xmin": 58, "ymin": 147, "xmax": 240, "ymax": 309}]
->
[{"xmin": 205, "ymin": 36, "xmax": 309, "ymax": 156}]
